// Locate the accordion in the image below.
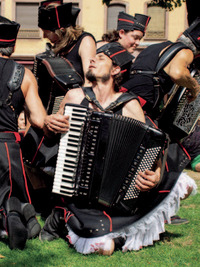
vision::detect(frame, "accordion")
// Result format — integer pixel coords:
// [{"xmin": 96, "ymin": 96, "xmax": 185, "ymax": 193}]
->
[
  {"xmin": 158, "ymin": 69, "xmax": 200, "ymax": 141},
  {"xmin": 52, "ymin": 104, "xmax": 167, "ymax": 212},
  {"xmin": 33, "ymin": 50, "xmax": 83, "ymax": 114}
]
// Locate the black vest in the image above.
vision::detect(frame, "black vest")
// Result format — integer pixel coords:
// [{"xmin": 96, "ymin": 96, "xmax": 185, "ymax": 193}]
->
[{"xmin": 0, "ymin": 58, "xmax": 25, "ymax": 132}]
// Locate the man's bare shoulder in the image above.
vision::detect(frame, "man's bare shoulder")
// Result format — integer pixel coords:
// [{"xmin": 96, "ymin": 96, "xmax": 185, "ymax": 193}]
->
[
  {"xmin": 65, "ymin": 88, "xmax": 85, "ymax": 103},
  {"xmin": 123, "ymin": 99, "xmax": 145, "ymax": 123}
]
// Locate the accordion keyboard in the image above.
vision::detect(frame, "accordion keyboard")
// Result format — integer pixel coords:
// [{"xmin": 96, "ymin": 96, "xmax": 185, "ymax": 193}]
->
[{"xmin": 52, "ymin": 105, "xmax": 88, "ymax": 196}]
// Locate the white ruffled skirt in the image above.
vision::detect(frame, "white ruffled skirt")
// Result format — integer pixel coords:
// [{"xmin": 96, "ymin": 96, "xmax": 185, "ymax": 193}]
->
[{"xmin": 66, "ymin": 172, "xmax": 197, "ymax": 254}]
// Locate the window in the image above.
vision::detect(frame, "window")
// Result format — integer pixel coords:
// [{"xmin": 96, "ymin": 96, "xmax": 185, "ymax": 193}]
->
[
  {"xmin": 16, "ymin": 2, "xmax": 41, "ymax": 39},
  {"xmin": 145, "ymin": 6, "xmax": 167, "ymax": 40},
  {"xmin": 107, "ymin": 3, "xmax": 126, "ymax": 31}
]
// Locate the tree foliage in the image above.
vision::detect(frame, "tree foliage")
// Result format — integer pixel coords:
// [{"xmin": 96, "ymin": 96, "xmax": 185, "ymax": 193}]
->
[{"xmin": 102, "ymin": 0, "xmax": 186, "ymax": 11}]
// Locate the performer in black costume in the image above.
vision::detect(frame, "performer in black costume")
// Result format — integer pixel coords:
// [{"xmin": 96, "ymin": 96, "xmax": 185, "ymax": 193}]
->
[
  {"xmin": 0, "ymin": 16, "xmax": 46, "ymax": 250},
  {"xmin": 38, "ymin": 43, "xmax": 189, "ymax": 256},
  {"xmin": 38, "ymin": 0, "xmax": 96, "ymax": 85},
  {"xmin": 121, "ymin": 18, "xmax": 200, "ymax": 225},
  {"xmin": 122, "ymin": 18, "xmax": 200, "ymax": 117},
  {"xmin": 21, "ymin": 1, "xmax": 96, "ymax": 216}
]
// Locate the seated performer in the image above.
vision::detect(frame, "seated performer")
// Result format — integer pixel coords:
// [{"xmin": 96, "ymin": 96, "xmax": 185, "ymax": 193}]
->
[
  {"xmin": 0, "ymin": 16, "xmax": 46, "ymax": 250},
  {"xmin": 37, "ymin": 42, "xmax": 190, "ymax": 256}
]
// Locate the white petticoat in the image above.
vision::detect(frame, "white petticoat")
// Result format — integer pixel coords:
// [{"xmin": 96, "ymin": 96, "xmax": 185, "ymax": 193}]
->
[{"xmin": 66, "ymin": 172, "xmax": 197, "ymax": 254}]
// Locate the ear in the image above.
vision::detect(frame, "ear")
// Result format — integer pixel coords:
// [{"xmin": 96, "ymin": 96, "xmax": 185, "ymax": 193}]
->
[
  {"xmin": 118, "ymin": 29, "xmax": 125, "ymax": 39},
  {"xmin": 111, "ymin": 65, "xmax": 121, "ymax": 76}
]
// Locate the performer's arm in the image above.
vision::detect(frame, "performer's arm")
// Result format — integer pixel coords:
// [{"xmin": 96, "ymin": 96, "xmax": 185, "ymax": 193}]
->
[
  {"xmin": 79, "ymin": 36, "xmax": 96, "ymax": 86},
  {"xmin": 122, "ymin": 99, "xmax": 145, "ymax": 123},
  {"xmin": 22, "ymin": 68, "xmax": 46, "ymax": 129},
  {"xmin": 164, "ymin": 49, "xmax": 200, "ymax": 101}
]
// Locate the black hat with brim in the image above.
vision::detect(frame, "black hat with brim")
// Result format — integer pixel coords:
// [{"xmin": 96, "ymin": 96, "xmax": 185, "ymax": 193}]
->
[
  {"xmin": 117, "ymin": 12, "xmax": 151, "ymax": 35},
  {"xmin": 38, "ymin": 2, "xmax": 80, "ymax": 31},
  {"xmin": 97, "ymin": 42, "xmax": 134, "ymax": 70},
  {"xmin": 0, "ymin": 16, "xmax": 20, "ymax": 47}
]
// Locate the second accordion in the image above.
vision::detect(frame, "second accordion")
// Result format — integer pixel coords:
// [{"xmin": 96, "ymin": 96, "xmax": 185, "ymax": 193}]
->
[{"xmin": 52, "ymin": 104, "xmax": 168, "ymax": 212}]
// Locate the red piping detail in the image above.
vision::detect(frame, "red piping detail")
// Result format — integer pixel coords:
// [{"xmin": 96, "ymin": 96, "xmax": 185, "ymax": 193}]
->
[
  {"xmin": 20, "ymin": 148, "xmax": 32, "ymax": 204},
  {"xmin": 197, "ymin": 37, "xmax": 200, "ymax": 40},
  {"xmin": 144, "ymin": 17, "xmax": 151, "ymax": 32},
  {"xmin": 55, "ymin": 6, "xmax": 61, "ymax": 28},
  {"xmin": 103, "ymin": 211, "xmax": 112, "ymax": 232},
  {"xmin": 178, "ymin": 142, "xmax": 191, "ymax": 160},
  {"xmin": 110, "ymin": 49, "xmax": 126, "ymax": 58},
  {"xmin": 5, "ymin": 143, "xmax": 12, "ymax": 199},
  {"xmin": 146, "ymin": 115, "xmax": 158, "ymax": 128},
  {"xmin": 65, "ymin": 213, "xmax": 74, "ymax": 224},
  {"xmin": 119, "ymin": 86, "xmax": 128, "ymax": 92},
  {"xmin": 159, "ymin": 190, "xmax": 170, "ymax": 193},
  {"xmin": 118, "ymin": 18, "xmax": 134, "ymax": 24},
  {"xmin": 0, "ymin": 38, "xmax": 15, "ymax": 42},
  {"xmin": 138, "ymin": 96, "xmax": 147, "ymax": 107},
  {"xmin": 165, "ymin": 161, "xmax": 169, "ymax": 172},
  {"xmin": 14, "ymin": 132, "xmax": 21, "ymax": 143},
  {"xmin": 31, "ymin": 136, "xmax": 44, "ymax": 165},
  {"xmin": 120, "ymin": 69, "xmax": 127, "ymax": 74}
]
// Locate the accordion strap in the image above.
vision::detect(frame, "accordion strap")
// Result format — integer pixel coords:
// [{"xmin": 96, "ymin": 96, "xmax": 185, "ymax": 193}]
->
[{"xmin": 83, "ymin": 87, "xmax": 138, "ymax": 112}]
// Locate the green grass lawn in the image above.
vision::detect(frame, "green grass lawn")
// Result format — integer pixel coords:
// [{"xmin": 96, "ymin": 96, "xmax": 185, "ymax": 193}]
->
[{"xmin": 0, "ymin": 169, "xmax": 199, "ymax": 267}]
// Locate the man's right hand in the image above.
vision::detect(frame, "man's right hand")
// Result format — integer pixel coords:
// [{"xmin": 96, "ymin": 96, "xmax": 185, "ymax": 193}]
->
[{"xmin": 44, "ymin": 114, "xmax": 70, "ymax": 134}]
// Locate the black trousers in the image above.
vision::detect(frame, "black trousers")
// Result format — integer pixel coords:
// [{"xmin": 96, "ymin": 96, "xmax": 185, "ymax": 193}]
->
[{"xmin": 0, "ymin": 132, "xmax": 31, "ymax": 209}]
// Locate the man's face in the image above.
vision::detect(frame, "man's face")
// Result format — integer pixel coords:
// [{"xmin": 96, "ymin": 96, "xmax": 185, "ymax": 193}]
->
[
  {"xmin": 118, "ymin": 29, "xmax": 144, "ymax": 53},
  {"xmin": 86, "ymin": 53, "xmax": 113, "ymax": 82}
]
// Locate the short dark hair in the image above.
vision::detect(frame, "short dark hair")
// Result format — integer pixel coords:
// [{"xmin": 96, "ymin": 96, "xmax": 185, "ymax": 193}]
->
[{"xmin": 0, "ymin": 46, "xmax": 14, "ymax": 57}]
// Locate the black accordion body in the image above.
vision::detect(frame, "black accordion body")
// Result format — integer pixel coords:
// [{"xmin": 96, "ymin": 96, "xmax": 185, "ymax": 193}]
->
[
  {"xmin": 158, "ymin": 69, "xmax": 200, "ymax": 141},
  {"xmin": 33, "ymin": 49, "xmax": 83, "ymax": 114},
  {"xmin": 52, "ymin": 104, "xmax": 167, "ymax": 212}
]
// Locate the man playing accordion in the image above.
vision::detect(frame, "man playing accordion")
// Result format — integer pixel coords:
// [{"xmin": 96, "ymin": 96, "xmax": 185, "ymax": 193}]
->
[{"xmin": 35, "ymin": 42, "xmax": 192, "ymax": 256}]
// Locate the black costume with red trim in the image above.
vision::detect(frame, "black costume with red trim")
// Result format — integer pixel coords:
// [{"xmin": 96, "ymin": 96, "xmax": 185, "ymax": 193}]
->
[
  {"xmin": 0, "ymin": 57, "xmax": 31, "ymax": 209},
  {"xmin": 49, "ymin": 89, "xmax": 186, "ymax": 240},
  {"xmin": 122, "ymin": 41, "xmax": 190, "ymax": 115},
  {"xmin": 58, "ymin": 32, "xmax": 96, "ymax": 79}
]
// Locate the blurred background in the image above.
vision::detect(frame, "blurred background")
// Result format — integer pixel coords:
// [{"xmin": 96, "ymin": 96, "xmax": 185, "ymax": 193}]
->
[{"xmin": 1, "ymin": 0, "xmax": 188, "ymax": 68}]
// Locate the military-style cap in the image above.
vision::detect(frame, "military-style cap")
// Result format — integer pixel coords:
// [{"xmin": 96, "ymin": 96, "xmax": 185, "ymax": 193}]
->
[
  {"xmin": 97, "ymin": 42, "xmax": 134, "ymax": 71},
  {"xmin": 117, "ymin": 12, "xmax": 151, "ymax": 35},
  {"xmin": 0, "ymin": 16, "xmax": 20, "ymax": 47},
  {"xmin": 183, "ymin": 17, "xmax": 200, "ymax": 50},
  {"xmin": 38, "ymin": 2, "xmax": 80, "ymax": 31}
]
